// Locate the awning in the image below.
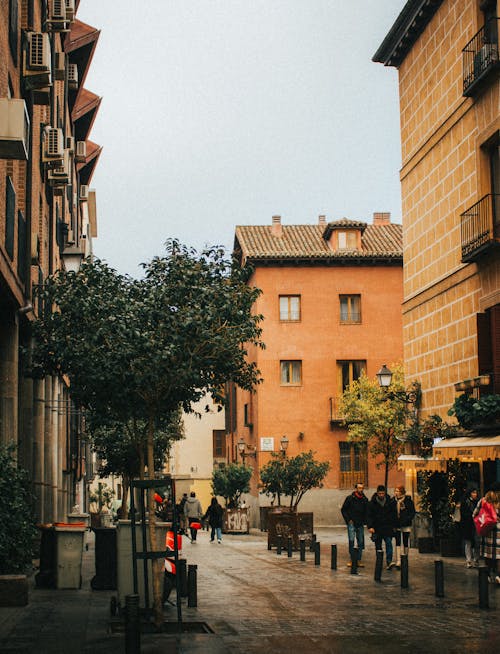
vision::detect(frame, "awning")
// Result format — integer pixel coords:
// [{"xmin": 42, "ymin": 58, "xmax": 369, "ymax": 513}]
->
[
  {"xmin": 433, "ymin": 435, "xmax": 500, "ymax": 461},
  {"xmin": 397, "ymin": 455, "xmax": 447, "ymax": 472}
]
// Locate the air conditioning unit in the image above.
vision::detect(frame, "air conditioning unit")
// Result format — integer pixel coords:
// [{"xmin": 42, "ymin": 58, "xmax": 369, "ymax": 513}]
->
[
  {"xmin": 54, "ymin": 52, "xmax": 65, "ymax": 81},
  {"xmin": 43, "ymin": 127, "xmax": 64, "ymax": 163},
  {"xmin": 65, "ymin": 0, "xmax": 76, "ymax": 21},
  {"xmin": 0, "ymin": 98, "xmax": 30, "ymax": 160},
  {"xmin": 79, "ymin": 185, "xmax": 89, "ymax": 201},
  {"xmin": 66, "ymin": 136, "xmax": 75, "ymax": 153},
  {"xmin": 67, "ymin": 63, "xmax": 78, "ymax": 90},
  {"xmin": 47, "ymin": 0, "xmax": 70, "ymax": 31},
  {"xmin": 75, "ymin": 140, "xmax": 86, "ymax": 163},
  {"xmin": 48, "ymin": 148, "xmax": 70, "ymax": 186},
  {"xmin": 24, "ymin": 33, "xmax": 52, "ymax": 91}
]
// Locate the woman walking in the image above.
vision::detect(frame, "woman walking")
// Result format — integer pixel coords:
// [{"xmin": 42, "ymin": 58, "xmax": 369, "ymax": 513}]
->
[
  {"xmin": 475, "ymin": 490, "xmax": 500, "ymax": 584},
  {"xmin": 393, "ymin": 485, "xmax": 416, "ymax": 569},
  {"xmin": 204, "ymin": 497, "xmax": 224, "ymax": 543},
  {"xmin": 460, "ymin": 487, "xmax": 480, "ymax": 568}
]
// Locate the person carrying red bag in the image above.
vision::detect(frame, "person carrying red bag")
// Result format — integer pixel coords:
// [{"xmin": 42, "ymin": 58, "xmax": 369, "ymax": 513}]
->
[
  {"xmin": 184, "ymin": 491, "xmax": 203, "ymax": 543},
  {"xmin": 473, "ymin": 489, "xmax": 500, "ymax": 584}
]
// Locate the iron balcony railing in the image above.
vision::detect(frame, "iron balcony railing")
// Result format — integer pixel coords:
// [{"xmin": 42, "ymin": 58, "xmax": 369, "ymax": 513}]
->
[
  {"xmin": 462, "ymin": 17, "xmax": 499, "ymax": 96},
  {"xmin": 460, "ymin": 193, "xmax": 500, "ymax": 262}
]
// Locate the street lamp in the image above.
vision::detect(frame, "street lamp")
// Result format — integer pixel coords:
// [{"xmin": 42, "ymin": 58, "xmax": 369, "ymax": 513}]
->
[
  {"xmin": 376, "ymin": 364, "xmax": 421, "ymax": 406},
  {"xmin": 279, "ymin": 435, "xmax": 289, "ymax": 456},
  {"xmin": 237, "ymin": 437, "xmax": 256, "ymax": 461},
  {"xmin": 62, "ymin": 245, "xmax": 85, "ymax": 273}
]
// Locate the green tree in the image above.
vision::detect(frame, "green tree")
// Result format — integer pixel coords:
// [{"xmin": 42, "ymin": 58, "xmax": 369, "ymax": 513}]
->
[
  {"xmin": 32, "ymin": 240, "xmax": 264, "ymax": 625},
  {"xmin": 211, "ymin": 463, "xmax": 253, "ymax": 508},
  {"xmin": 339, "ymin": 366, "xmax": 414, "ymax": 488},
  {"xmin": 259, "ymin": 454, "xmax": 286, "ymax": 506}
]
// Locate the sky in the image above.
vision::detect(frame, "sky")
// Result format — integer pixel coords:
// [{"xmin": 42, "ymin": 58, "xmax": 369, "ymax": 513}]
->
[{"xmin": 76, "ymin": 1, "xmax": 405, "ymax": 278}]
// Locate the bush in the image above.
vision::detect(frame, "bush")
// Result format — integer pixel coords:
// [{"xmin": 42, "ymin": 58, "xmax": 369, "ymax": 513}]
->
[
  {"xmin": 211, "ymin": 463, "xmax": 252, "ymax": 508},
  {"xmin": 0, "ymin": 444, "xmax": 37, "ymax": 574}
]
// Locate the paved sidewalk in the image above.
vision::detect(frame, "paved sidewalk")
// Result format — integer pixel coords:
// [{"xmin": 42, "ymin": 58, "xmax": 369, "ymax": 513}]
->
[{"xmin": 0, "ymin": 526, "xmax": 498, "ymax": 653}]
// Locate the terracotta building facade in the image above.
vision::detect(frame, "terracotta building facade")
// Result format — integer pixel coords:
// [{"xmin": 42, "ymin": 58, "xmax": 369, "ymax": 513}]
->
[
  {"xmin": 0, "ymin": 0, "xmax": 101, "ymax": 522},
  {"xmin": 229, "ymin": 214, "xmax": 405, "ymax": 525},
  {"xmin": 374, "ymin": 0, "xmax": 499, "ymax": 487}
]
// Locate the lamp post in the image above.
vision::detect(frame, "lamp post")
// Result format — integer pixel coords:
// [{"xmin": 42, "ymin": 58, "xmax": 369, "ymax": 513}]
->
[
  {"xmin": 376, "ymin": 365, "xmax": 420, "ymax": 405},
  {"xmin": 237, "ymin": 437, "xmax": 256, "ymax": 462},
  {"xmin": 61, "ymin": 245, "xmax": 85, "ymax": 273}
]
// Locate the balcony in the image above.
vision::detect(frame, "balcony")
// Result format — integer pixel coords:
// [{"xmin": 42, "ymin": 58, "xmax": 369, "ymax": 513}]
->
[
  {"xmin": 329, "ymin": 396, "xmax": 344, "ymax": 428},
  {"xmin": 462, "ymin": 18, "xmax": 499, "ymax": 96},
  {"xmin": 460, "ymin": 194, "xmax": 500, "ymax": 262}
]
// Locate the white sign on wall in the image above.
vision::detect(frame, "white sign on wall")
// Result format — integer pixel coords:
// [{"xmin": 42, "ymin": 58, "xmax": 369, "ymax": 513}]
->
[{"xmin": 260, "ymin": 437, "xmax": 274, "ymax": 452}]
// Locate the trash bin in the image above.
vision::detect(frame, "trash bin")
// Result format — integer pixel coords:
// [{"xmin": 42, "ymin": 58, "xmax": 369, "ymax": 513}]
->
[
  {"xmin": 35, "ymin": 525, "xmax": 56, "ymax": 588},
  {"xmin": 53, "ymin": 523, "xmax": 86, "ymax": 589},
  {"xmin": 91, "ymin": 526, "xmax": 117, "ymax": 590}
]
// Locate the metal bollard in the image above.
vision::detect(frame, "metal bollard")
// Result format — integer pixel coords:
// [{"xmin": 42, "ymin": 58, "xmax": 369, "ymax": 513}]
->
[
  {"xmin": 300, "ymin": 538, "xmax": 306, "ymax": 562},
  {"xmin": 287, "ymin": 536, "xmax": 293, "ymax": 557},
  {"xmin": 374, "ymin": 550, "xmax": 383, "ymax": 582},
  {"xmin": 277, "ymin": 535, "xmax": 283, "ymax": 555},
  {"xmin": 434, "ymin": 560, "xmax": 444, "ymax": 598},
  {"xmin": 187, "ymin": 564, "xmax": 198, "ymax": 607},
  {"xmin": 478, "ymin": 566, "xmax": 489, "ymax": 609},
  {"xmin": 331, "ymin": 544, "xmax": 337, "ymax": 570},
  {"xmin": 310, "ymin": 533, "xmax": 317, "ymax": 552},
  {"xmin": 124, "ymin": 594, "xmax": 141, "ymax": 654},
  {"xmin": 400, "ymin": 554, "xmax": 409, "ymax": 589},
  {"xmin": 314, "ymin": 541, "xmax": 321, "ymax": 566},
  {"xmin": 350, "ymin": 546, "xmax": 358, "ymax": 575},
  {"xmin": 178, "ymin": 558, "xmax": 188, "ymax": 598},
  {"xmin": 268, "ymin": 539, "xmax": 272, "ymax": 551}
]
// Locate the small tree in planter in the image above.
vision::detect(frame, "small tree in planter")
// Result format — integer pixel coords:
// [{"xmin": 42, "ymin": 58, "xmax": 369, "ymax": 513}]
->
[
  {"xmin": 0, "ymin": 444, "xmax": 37, "ymax": 606},
  {"xmin": 211, "ymin": 463, "xmax": 252, "ymax": 508},
  {"xmin": 259, "ymin": 455, "xmax": 286, "ymax": 506},
  {"xmin": 282, "ymin": 451, "xmax": 330, "ymax": 509}
]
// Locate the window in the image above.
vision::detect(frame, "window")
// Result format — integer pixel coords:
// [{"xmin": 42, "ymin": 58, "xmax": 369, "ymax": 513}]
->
[
  {"xmin": 17, "ymin": 210, "xmax": 26, "ymax": 281},
  {"xmin": 337, "ymin": 231, "xmax": 357, "ymax": 250},
  {"xmin": 339, "ymin": 442, "xmax": 368, "ymax": 489},
  {"xmin": 9, "ymin": 0, "xmax": 18, "ymax": 65},
  {"xmin": 213, "ymin": 430, "xmax": 225, "ymax": 458},
  {"xmin": 338, "ymin": 360, "xmax": 366, "ymax": 392},
  {"xmin": 340, "ymin": 295, "xmax": 361, "ymax": 323},
  {"xmin": 280, "ymin": 360, "xmax": 302, "ymax": 385},
  {"xmin": 244, "ymin": 403, "xmax": 252, "ymax": 427},
  {"xmin": 279, "ymin": 295, "xmax": 300, "ymax": 321}
]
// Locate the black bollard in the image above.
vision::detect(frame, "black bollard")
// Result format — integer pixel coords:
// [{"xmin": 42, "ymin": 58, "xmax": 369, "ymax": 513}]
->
[
  {"xmin": 374, "ymin": 550, "xmax": 383, "ymax": 582},
  {"xmin": 314, "ymin": 541, "xmax": 321, "ymax": 566},
  {"xmin": 178, "ymin": 558, "xmax": 188, "ymax": 598},
  {"xmin": 350, "ymin": 546, "xmax": 358, "ymax": 575},
  {"xmin": 400, "ymin": 554, "xmax": 409, "ymax": 589},
  {"xmin": 124, "ymin": 594, "xmax": 141, "ymax": 654},
  {"xmin": 287, "ymin": 536, "xmax": 293, "ymax": 557},
  {"xmin": 277, "ymin": 535, "xmax": 283, "ymax": 555},
  {"xmin": 187, "ymin": 564, "xmax": 198, "ymax": 607},
  {"xmin": 331, "ymin": 544, "xmax": 337, "ymax": 570},
  {"xmin": 434, "ymin": 560, "xmax": 444, "ymax": 598},
  {"xmin": 300, "ymin": 538, "xmax": 306, "ymax": 562},
  {"xmin": 478, "ymin": 567, "xmax": 489, "ymax": 609},
  {"xmin": 268, "ymin": 539, "xmax": 272, "ymax": 551},
  {"xmin": 310, "ymin": 533, "xmax": 317, "ymax": 552}
]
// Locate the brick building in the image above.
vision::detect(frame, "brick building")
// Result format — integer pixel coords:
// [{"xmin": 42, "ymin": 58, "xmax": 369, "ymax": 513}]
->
[
  {"xmin": 228, "ymin": 214, "xmax": 405, "ymax": 525},
  {"xmin": 0, "ymin": 0, "xmax": 101, "ymax": 522},
  {"xmin": 374, "ymin": 0, "xmax": 499, "ymax": 488}
]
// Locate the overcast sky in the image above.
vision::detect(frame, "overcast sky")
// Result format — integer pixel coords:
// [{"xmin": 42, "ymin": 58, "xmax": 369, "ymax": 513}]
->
[{"xmin": 77, "ymin": 1, "xmax": 404, "ymax": 278}]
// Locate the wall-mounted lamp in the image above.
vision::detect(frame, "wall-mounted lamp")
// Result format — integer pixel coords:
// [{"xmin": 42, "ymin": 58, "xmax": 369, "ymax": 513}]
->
[
  {"xmin": 376, "ymin": 364, "xmax": 421, "ymax": 405},
  {"xmin": 62, "ymin": 245, "xmax": 84, "ymax": 273},
  {"xmin": 237, "ymin": 437, "xmax": 256, "ymax": 461}
]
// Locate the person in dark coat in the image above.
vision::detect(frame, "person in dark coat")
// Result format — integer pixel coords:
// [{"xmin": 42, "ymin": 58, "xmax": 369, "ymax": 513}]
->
[
  {"xmin": 367, "ymin": 484, "xmax": 397, "ymax": 569},
  {"xmin": 473, "ymin": 490, "xmax": 500, "ymax": 584},
  {"xmin": 203, "ymin": 497, "xmax": 224, "ymax": 543},
  {"xmin": 393, "ymin": 485, "xmax": 416, "ymax": 568},
  {"xmin": 460, "ymin": 487, "xmax": 479, "ymax": 568},
  {"xmin": 341, "ymin": 482, "xmax": 368, "ymax": 567}
]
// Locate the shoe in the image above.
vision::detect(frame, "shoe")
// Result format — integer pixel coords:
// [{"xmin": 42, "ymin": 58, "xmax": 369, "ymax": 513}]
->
[
  {"xmin": 395, "ymin": 564, "xmax": 401, "ymax": 570},
  {"xmin": 473, "ymin": 561, "xmax": 480, "ymax": 568},
  {"xmin": 217, "ymin": 539, "xmax": 222, "ymax": 544},
  {"xmin": 357, "ymin": 562, "xmax": 364, "ymax": 568},
  {"xmin": 466, "ymin": 561, "xmax": 473, "ymax": 568},
  {"xmin": 495, "ymin": 576, "xmax": 500, "ymax": 585},
  {"xmin": 387, "ymin": 562, "xmax": 396, "ymax": 570},
  {"xmin": 210, "ymin": 539, "xmax": 214, "ymax": 543},
  {"xmin": 346, "ymin": 562, "xmax": 352, "ymax": 567}
]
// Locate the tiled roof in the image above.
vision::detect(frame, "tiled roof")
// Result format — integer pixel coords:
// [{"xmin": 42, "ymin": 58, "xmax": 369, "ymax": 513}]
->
[{"xmin": 234, "ymin": 222, "xmax": 402, "ymax": 265}]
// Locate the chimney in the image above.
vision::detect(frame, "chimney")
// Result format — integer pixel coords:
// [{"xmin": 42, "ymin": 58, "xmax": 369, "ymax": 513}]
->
[
  {"xmin": 318, "ymin": 215, "xmax": 327, "ymax": 225},
  {"xmin": 373, "ymin": 212, "xmax": 391, "ymax": 225},
  {"xmin": 271, "ymin": 215, "xmax": 282, "ymax": 237}
]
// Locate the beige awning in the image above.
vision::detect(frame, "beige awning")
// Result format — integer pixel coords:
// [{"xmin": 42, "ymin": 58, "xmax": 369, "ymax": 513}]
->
[
  {"xmin": 397, "ymin": 455, "xmax": 447, "ymax": 472},
  {"xmin": 433, "ymin": 435, "xmax": 500, "ymax": 461}
]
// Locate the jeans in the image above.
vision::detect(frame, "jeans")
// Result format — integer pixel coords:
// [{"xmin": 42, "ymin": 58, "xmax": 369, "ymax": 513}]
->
[
  {"xmin": 347, "ymin": 523, "xmax": 365, "ymax": 560},
  {"xmin": 464, "ymin": 537, "xmax": 479, "ymax": 563},
  {"xmin": 211, "ymin": 526, "xmax": 222, "ymax": 541},
  {"xmin": 374, "ymin": 534, "xmax": 393, "ymax": 563}
]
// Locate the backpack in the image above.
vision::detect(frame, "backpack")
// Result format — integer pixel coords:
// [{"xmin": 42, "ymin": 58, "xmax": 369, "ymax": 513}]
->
[{"xmin": 473, "ymin": 500, "xmax": 497, "ymax": 536}]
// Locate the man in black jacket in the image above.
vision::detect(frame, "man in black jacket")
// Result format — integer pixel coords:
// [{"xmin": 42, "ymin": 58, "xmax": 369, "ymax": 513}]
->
[
  {"xmin": 341, "ymin": 482, "xmax": 368, "ymax": 567},
  {"xmin": 367, "ymin": 484, "xmax": 398, "ymax": 569}
]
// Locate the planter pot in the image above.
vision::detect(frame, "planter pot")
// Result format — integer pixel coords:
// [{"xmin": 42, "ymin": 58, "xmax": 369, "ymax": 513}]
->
[
  {"xmin": 267, "ymin": 509, "xmax": 314, "ymax": 550},
  {"xmin": 417, "ymin": 537, "xmax": 435, "ymax": 554},
  {"xmin": 259, "ymin": 506, "xmax": 274, "ymax": 532},
  {"xmin": 223, "ymin": 508, "xmax": 249, "ymax": 534},
  {"xmin": 0, "ymin": 575, "xmax": 28, "ymax": 607},
  {"xmin": 91, "ymin": 527, "xmax": 117, "ymax": 590}
]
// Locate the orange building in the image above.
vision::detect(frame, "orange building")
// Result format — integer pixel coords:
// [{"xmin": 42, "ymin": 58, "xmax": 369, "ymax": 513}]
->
[
  {"xmin": 229, "ymin": 214, "xmax": 404, "ymax": 524},
  {"xmin": 374, "ymin": 0, "xmax": 499, "ymax": 488}
]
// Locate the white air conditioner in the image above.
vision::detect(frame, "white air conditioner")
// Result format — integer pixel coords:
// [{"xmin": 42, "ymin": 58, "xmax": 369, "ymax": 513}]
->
[
  {"xmin": 54, "ymin": 52, "xmax": 65, "ymax": 81},
  {"xmin": 0, "ymin": 98, "xmax": 30, "ymax": 160},
  {"xmin": 66, "ymin": 136, "xmax": 75, "ymax": 153},
  {"xmin": 43, "ymin": 127, "xmax": 64, "ymax": 163},
  {"xmin": 79, "ymin": 185, "xmax": 89, "ymax": 201},
  {"xmin": 47, "ymin": 0, "xmax": 70, "ymax": 31},
  {"xmin": 65, "ymin": 0, "xmax": 76, "ymax": 20},
  {"xmin": 27, "ymin": 32, "xmax": 51, "ymax": 70},
  {"xmin": 67, "ymin": 63, "xmax": 78, "ymax": 90},
  {"xmin": 48, "ymin": 148, "xmax": 70, "ymax": 185},
  {"xmin": 75, "ymin": 140, "xmax": 86, "ymax": 163}
]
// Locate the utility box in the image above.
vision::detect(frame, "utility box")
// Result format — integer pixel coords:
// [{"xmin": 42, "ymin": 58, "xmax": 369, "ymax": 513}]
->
[{"xmin": 53, "ymin": 524, "xmax": 86, "ymax": 589}]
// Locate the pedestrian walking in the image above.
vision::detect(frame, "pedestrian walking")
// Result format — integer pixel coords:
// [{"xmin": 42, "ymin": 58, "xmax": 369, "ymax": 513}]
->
[
  {"xmin": 184, "ymin": 491, "xmax": 203, "ymax": 542},
  {"xmin": 460, "ymin": 487, "xmax": 480, "ymax": 568},
  {"xmin": 177, "ymin": 493, "xmax": 188, "ymax": 534},
  {"xmin": 203, "ymin": 497, "xmax": 224, "ymax": 543},
  {"xmin": 341, "ymin": 482, "xmax": 368, "ymax": 567},
  {"xmin": 474, "ymin": 490, "xmax": 500, "ymax": 584},
  {"xmin": 393, "ymin": 485, "xmax": 416, "ymax": 569},
  {"xmin": 367, "ymin": 484, "xmax": 397, "ymax": 569}
]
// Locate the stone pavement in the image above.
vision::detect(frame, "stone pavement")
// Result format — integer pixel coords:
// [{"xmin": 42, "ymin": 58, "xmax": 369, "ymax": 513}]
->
[{"xmin": 0, "ymin": 526, "xmax": 498, "ymax": 653}]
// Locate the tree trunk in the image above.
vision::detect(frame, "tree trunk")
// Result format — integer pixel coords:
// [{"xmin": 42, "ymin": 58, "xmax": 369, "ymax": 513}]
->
[
  {"xmin": 146, "ymin": 414, "xmax": 163, "ymax": 628},
  {"xmin": 384, "ymin": 461, "xmax": 389, "ymax": 489},
  {"xmin": 120, "ymin": 476, "xmax": 130, "ymax": 519}
]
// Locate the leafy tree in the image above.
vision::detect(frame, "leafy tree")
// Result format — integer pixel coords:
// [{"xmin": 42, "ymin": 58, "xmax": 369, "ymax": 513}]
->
[
  {"xmin": 31, "ymin": 240, "xmax": 264, "ymax": 625},
  {"xmin": 211, "ymin": 463, "xmax": 253, "ymax": 508},
  {"xmin": 339, "ymin": 365, "xmax": 416, "ymax": 488},
  {"xmin": 0, "ymin": 444, "xmax": 37, "ymax": 574},
  {"xmin": 259, "ymin": 455, "xmax": 286, "ymax": 506}
]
